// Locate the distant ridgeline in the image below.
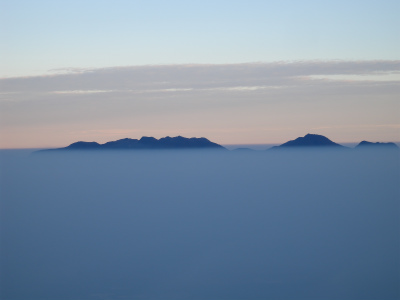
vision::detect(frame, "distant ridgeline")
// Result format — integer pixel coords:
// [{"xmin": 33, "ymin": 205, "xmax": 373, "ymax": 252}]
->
[
  {"xmin": 269, "ymin": 134, "xmax": 398, "ymax": 150},
  {"xmin": 39, "ymin": 136, "xmax": 227, "ymax": 152},
  {"xmin": 37, "ymin": 134, "xmax": 398, "ymax": 152},
  {"xmin": 355, "ymin": 140, "xmax": 399, "ymax": 149}
]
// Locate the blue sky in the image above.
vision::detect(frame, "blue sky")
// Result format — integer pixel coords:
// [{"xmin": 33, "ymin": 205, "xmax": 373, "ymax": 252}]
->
[
  {"xmin": 2, "ymin": 0, "xmax": 399, "ymax": 77},
  {"xmin": 0, "ymin": 0, "xmax": 399, "ymax": 148}
]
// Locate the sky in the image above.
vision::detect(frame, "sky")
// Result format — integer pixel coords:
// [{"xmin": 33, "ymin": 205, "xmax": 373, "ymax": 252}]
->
[{"xmin": 1, "ymin": 0, "xmax": 399, "ymax": 148}]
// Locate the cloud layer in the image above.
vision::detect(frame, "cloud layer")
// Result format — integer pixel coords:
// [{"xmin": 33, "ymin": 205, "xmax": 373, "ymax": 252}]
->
[
  {"xmin": 2, "ymin": 150, "xmax": 399, "ymax": 299},
  {"xmin": 1, "ymin": 60, "xmax": 400, "ymax": 94}
]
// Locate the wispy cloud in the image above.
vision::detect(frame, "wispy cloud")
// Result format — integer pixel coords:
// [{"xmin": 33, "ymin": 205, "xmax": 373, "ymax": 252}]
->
[
  {"xmin": 51, "ymin": 90, "xmax": 114, "ymax": 94},
  {"xmin": 308, "ymin": 72, "xmax": 400, "ymax": 82},
  {"xmin": 1, "ymin": 60, "xmax": 399, "ymax": 96}
]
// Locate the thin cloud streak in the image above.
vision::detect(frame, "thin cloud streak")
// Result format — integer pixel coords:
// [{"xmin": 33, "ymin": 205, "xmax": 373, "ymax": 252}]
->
[
  {"xmin": 1, "ymin": 60, "xmax": 399, "ymax": 95},
  {"xmin": 51, "ymin": 90, "xmax": 114, "ymax": 94}
]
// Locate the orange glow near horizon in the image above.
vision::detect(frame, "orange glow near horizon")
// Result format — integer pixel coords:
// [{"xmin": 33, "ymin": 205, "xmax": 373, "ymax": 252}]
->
[{"xmin": 1, "ymin": 126, "xmax": 399, "ymax": 149}]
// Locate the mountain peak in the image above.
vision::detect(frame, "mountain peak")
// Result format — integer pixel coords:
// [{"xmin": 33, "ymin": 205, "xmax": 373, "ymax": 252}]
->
[{"xmin": 274, "ymin": 133, "xmax": 344, "ymax": 149}]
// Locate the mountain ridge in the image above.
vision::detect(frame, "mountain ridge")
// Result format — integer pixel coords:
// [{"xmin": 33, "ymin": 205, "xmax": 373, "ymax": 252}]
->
[
  {"xmin": 41, "ymin": 136, "xmax": 226, "ymax": 151},
  {"xmin": 355, "ymin": 141, "xmax": 399, "ymax": 149},
  {"xmin": 36, "ymin": 134, "xmax": 399, "ymax": 153}
]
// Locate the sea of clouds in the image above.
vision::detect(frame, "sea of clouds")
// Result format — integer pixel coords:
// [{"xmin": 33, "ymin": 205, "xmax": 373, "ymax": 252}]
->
[{"xmin": 1, "ymin": 148, "xmax": 399, "ymax": 300}]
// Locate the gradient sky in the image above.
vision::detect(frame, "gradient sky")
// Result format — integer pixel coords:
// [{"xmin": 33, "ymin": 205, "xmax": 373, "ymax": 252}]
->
[{"xmin": 1, "ymin": 0, "xmax": 399, "ymax": 148}]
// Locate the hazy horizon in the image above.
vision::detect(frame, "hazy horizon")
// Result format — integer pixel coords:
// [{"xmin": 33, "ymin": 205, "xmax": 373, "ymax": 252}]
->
[
  {"xmin": 1, "ymin": 60, "xmax": 399, "ymax": 148},
  {"xmin": 1, "ymin": 139, "xmax": 400, "ymax": 151}
]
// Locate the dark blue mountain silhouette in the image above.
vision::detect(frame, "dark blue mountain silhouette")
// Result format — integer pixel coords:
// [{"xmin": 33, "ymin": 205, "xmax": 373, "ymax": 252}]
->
[
  {"xmin": 43, "ymin": 136, "xmax": 226, "ymax": 151},
  {"xmin": 36, "ymin": 133, "xmax": 399, "ymax": 153},
  {"xmin": 65, "ymin": 141, "xmax": 101, "ymax": 149},
  {"xmin": 270, "ymin": 133, "xmax": 346, "ymax": 149},
  {"xmin": 355, "ymin": 141, "xmax": 399, "ymax": 149}
]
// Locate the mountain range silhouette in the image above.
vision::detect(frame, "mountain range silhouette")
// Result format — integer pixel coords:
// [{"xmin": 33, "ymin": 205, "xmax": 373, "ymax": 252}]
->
[
  {"xmin": 355, "ymin": 140, "xmax": 399, "ymax": 149},
  {"xmin": 42, "ymin": 136, "xmax": 226, "ymax": 151},
  {"xmin": 38, "ymin": 134, "xmax": 398, "ymax": 152}
]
